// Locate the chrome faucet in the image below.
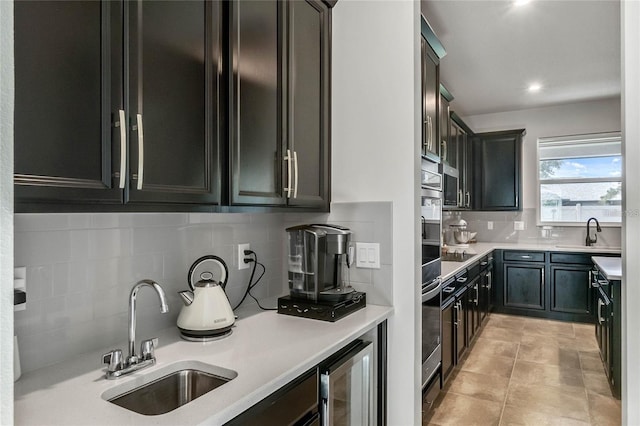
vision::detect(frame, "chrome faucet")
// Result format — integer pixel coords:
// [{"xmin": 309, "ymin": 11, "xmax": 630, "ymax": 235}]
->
[
  {"xmin": 102, "ymin": 279, "xmax": 169, "ymax": 379},
  {"xmin": 586, "ymin": 217, "xmax": 602, "ymax": 246}
]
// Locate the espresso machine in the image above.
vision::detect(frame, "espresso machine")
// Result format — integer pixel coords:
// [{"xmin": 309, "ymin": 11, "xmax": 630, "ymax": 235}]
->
[{"xmin": 277, "ymin": 224, "xmax": 366, "ymax": 321}]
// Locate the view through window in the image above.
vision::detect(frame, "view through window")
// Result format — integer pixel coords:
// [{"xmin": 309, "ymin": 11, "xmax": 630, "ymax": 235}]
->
[{"xmin": 538, "ymin": 133, "xmax": 621, "ymax": 225}]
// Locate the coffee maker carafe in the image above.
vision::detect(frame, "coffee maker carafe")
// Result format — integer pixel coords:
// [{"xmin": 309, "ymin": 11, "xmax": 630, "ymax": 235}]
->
[{"xmin": 286, "ymin": 224, "xmax": 354, "ymax": 302}]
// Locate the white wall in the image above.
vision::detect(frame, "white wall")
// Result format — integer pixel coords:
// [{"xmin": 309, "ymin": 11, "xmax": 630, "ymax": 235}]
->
[
  {"xmin": 0, "ymin": 0, "xmax": 14, "ymax": 422},
  {"xmin": 462, "ymin": 98, "xmax": 621, "ymax": 210},
  {"xmin": 332, "ymin": 1, "xmax": 421, "ymax": 424},
  {"xmin": 622, "ymin": 2, "xmax": 640, "ymax": 424}
]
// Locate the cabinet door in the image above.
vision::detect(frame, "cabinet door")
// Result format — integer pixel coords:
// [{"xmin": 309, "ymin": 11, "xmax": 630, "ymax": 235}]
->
[
  {"xmin": 441, "ymin": 300, "xmax": 455, "ymax": 382},
  {"xmin": 550, "ymin": 265, "xmax": 592, "ymax": 316},
  {"xmin": 286, "ymin": 0, "xmax": 330, "ymax": 209},
  {"xmin": 439, "ymin": 95, "xmax": 449, "ymax": 163},
  {"xmin": 473, "ymin": 129, "xmax": 524, "ymax": 211},
  {"xmin": 14, "ymin": 1, "xmax": 123, "ymax": 209},
  {"xmin": 462, "ymin": 128, "xmax": 473, "ymax": 209},
  {"xmin": 126, "ymin": 0, "xmax": 221, "ymax": 205},
  {"xmin": 444, "ymin": 120, "xmax": 460, "ymax": 171},
  {"xmin": 229, "ymin": 0, "xmax": 286, "ymax": 206},
  {"xmin": 504, "ymin": 263, "xmax": 545, "ymax": 310},
  {"xmin": 421, "ymin": 39, "xmax": 439, "ymax": 162},
  {"xmin": 455, "ymin": 295, "xmax": 467, "ymax": 362}
]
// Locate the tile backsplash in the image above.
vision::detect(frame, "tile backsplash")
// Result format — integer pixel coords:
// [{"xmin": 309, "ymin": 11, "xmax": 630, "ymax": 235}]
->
[
  {"xmin": 14, "ymin": 202, "xmax": 392, "ymax": 374},
  {"xmin": 444, "ymin": 208, "xmax": 622, "ymax": 247}
]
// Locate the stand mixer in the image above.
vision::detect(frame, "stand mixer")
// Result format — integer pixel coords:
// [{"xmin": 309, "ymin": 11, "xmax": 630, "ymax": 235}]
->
[{"xmin": 442, "ymin": 218, "xmax": 477, "ymax": 249}]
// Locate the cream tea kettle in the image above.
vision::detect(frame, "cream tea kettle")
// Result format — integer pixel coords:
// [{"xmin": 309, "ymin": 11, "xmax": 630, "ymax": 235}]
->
[{"xmin": 177, "ymin": 256, "xmax": 235, "ymax": 341}]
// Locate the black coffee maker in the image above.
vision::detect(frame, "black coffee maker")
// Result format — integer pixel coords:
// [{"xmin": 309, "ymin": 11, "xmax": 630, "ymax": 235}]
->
[{"xmin": 278, "ymin": 224, "xmax": 366, "ymax": 321}]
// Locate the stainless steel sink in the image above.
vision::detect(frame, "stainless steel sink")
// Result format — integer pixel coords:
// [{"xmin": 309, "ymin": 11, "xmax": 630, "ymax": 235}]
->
[{"xmin": 102, "ymin": 361, "xmax": 237, "ymax": 415}]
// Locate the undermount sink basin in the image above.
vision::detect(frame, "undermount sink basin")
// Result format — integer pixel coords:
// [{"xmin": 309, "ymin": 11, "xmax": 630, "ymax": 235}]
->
[
  {"xmin": 555, "ymin": 244, "xmax": 621, "ymax": 251},
  {"xmin": 102, "ymin": 361, "xmax": 237, "ymax": 416}
]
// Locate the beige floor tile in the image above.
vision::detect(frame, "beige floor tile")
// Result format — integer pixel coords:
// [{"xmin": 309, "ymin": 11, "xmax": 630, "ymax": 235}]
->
[
  {"xmin": 485, "ymin": 314, "xmax": 527, "ymax": 331},
  {"xmin": 517, "ymin": 343, "xmax": 581, "ymax": 369},
  {"xmin": 588, "ymin": 392, "xmax": 622, "ymax": 426},
  {"xmin": 445, "ymin": 370, "xmax": 509, "ymax": 403},
  {"xmin": 460, "ymin": 352, "xmax": 516, "ymax": 379},
  {"xmin": 523, "ymin": 319, "xmax": 575, "ymax": 338},
  {"xmin": 505, "ymin": 382, "xmax": 590, "ymax": 422},
  {"xmin": 478, "ymin": 325, "xmax": 524, "ymax": 343},
  {"xmin": 427, "ymin": 393, "xmax": 502, "ymax": 426},
  {"xmin": 580, "ymin": 351, "xmax": 607, "ymax": 373},
  {"xmin": 511, "ymin": 359, "xmax": 585, "ymax": 388},
  {"xmin": 500, "ymin": 404, "xmax": 591, "ymax": 426},
  {"xmin": 583, "ymin": 370, "xmax": 614, "ymax": 398},
  {"xmin": 520, "ymin": 333, "xmax": 599, "ymax": 352},
  {"xmin": 468, "ymin": 337, "xmax": 520, "ymax": 359}
]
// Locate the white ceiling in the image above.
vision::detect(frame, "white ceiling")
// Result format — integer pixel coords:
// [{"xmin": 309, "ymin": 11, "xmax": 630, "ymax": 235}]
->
[{"xmin": 421, "ymin": 0, "xmax": 621, "ymax": 117}]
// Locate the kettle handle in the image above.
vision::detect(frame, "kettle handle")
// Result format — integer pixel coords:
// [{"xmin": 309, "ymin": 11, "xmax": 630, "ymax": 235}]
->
[{"xmin": 187, "ymin": 255, "xmax": 229, "ymax": 291}]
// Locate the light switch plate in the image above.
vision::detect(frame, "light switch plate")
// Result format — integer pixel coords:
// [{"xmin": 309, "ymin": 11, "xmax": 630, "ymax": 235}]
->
[
  {"xmin": 355, "ymin": 243, "xmax": 380, "ymax": 269},
  {"xmin": 487, "ymin": 221, "xmax": 494, "ymax": 230}
]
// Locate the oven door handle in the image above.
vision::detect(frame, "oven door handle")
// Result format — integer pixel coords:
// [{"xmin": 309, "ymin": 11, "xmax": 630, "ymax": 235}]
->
[{"xmin": 422, "ymin": 279, "xmax": 442, "ymax": 303}]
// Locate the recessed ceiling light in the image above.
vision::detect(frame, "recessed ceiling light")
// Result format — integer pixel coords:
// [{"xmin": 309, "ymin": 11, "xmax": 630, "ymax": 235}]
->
[
  {"xmin": 528, "ymin": 83, "xmax": 542, "ymax": 93},
  {"xmin": 514, "ymin": 0, "xmax": 532, "ymax": 6}
]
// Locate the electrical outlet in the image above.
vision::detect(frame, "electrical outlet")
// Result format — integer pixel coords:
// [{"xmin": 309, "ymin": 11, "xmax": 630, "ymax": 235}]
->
[
  {"xmin": 238, "ymin": 243, "xmax": 251, "ymax": 270},
  {"xmin": 514, "ymin": 221, "xmax": 525, "ymax": 231},
  {"xmin": 487, "ymin": 221, "xmax": 494, "ymax": 230}
]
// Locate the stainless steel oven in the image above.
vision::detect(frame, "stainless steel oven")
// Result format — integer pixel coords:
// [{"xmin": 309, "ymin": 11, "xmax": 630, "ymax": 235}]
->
[{"xmin": 420, "ymin": 159, "xmax": 442, "ymax": 388}]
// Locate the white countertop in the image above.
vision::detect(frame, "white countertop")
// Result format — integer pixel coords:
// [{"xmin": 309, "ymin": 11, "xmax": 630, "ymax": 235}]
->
[
  {"xmin": 592, "ymin": 256, "xmax": 622, "ymax": 281},
  {"xmin": 441, "ymin": 241, "xmax": 621, "ymax": 281},
  {"xmin": 14, "ymin": 305, "xmax": 392, "ymax": 426}
]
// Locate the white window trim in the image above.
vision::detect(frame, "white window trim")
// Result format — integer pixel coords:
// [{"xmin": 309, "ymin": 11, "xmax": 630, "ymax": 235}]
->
[{"xmin": 536, "ymin": 132, "xmax": 622, "ymax": 227}]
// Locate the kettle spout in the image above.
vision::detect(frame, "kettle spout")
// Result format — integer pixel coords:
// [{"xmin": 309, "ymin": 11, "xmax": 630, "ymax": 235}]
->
[{"xmin": 179, "ymin": 290, "xmax": 194, "ymax": 306}]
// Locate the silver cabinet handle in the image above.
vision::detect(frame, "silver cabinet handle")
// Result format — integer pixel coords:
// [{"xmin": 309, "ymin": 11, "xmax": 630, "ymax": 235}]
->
[
  {"xmin": 487, "ymin": 271, "xmax": 492, "ymax": 290},
  {"xmin": 136, "ymin": 113, "xmax": 144, "ymax": 190},
  {"xmin": 456, "ymin": 277, "xmax": 467, "ymax": 283},
  {"xmin": 442, "ymin": 139, "xmax": 447, "ymax": 161},
  {"xmin": 465, "ymin": 191, "xmax": 470, "ymax": 207},
  {"xmin": 458, "ymin": 189, "xmax": 463, "ymax": 207},
  {"xmin": 427, "ymin": 116, "xmax": 432, "ymax": 150},
  {"xmin": 423, "ymin": 119, "xmax": 428, "ymax": 149},
  {"xmin": 293, "ymin": 150, "xmax": 299, "ymax": 199},
  {"xmin": 475, "ymin": 284, "xmax": 479, "ymax": 304},
  {"xmin": 284, "ymin": 149, "xmax": 292, "ymax": 198},
  {"xmin": 117, "ymin": 110, "xmax": 127, "ymax": 189},
  {"xmin": 521, "ymin": 255, "xmax": 532, "ymax": 259},
  {"xmin": 541, "ymin": 269, "xmax": 545, "ymax": 287},
  {"xmin": 598, "ymin": 299, "xmax": 605, "ymax": 324}
]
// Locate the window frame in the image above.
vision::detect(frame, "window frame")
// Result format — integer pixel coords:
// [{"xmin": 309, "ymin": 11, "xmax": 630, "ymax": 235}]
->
[{"xmin": 536, "ymin": 132, "xmax": 622, "ymax": 227}]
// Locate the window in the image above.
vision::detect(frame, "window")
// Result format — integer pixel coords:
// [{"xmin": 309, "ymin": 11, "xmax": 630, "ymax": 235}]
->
[{"xmin": 538, "ymin": 132, "xmax": 621, "ymax": 225}]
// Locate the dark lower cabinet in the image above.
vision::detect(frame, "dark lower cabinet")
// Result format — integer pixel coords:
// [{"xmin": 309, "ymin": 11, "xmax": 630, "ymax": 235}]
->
[
  {"xmin": 550, "ymin": 264, "xmax": 592, "ymax": 319},
  {"xmin": 441, "ymin": 297, "xmax": 455, "ymax": 382},
  {"xmin": 229, "ymin": 0, "xmax": 330, "ymax": 210},
  {"xmin": 594, "ymin": 267, "xmax": 621, "ymax": 399},
  {"xmin": 503, "ymin": 262, "xmax": 545, "ymax": 310},
  {"xmin": 494, "ymin": 250, "xmax": 620, "ymax": 323}
]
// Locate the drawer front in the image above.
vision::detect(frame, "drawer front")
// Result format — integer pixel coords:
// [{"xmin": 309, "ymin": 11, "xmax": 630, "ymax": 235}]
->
[
  {"xmin": 503, "ymin": 251, "xmax": 545, "ymax": 262},
  {"xmin": 550, "ymin": 252, "xmax": 592, "ymax": 265}
]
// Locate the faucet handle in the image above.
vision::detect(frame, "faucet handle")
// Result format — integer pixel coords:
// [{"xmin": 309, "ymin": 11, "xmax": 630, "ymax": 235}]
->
[
  {"xmin": 140, "ymin": 338, "xmax": 159, "ymax": 361},
  {"xmin": 102, "ymin": 349, "xmax": 123, "ymax": 372}
]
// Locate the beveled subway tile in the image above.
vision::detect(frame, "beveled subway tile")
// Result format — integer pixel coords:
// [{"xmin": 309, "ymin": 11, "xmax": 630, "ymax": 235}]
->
[
  {"xmin": 583, "ymin": 370, "xmax": 614, "ymax": 398},
  {"xmin": 505, "ymin": 382, "xmax": 590, "ymax": 422},
  {"xmin": 500, "ymin": 404, "xmax": 591, "ymax": 426},
  {"xmin": 511, "ymin": 360, "xmax": 585, "ymax": 388},
  {"xmin": 445, "ymin": 370, "xmax": 509, "ymax": 403},
  {"xmin": 428, "ymin": 393, "xmax": 502, "ymax": 426},
  {"xmin": 588, "ymin": 392, "xmax": 621, "ymax": 426},
  {"xmin": 517, "ymin": 343, "xmax": 581, "ymax": 369}
]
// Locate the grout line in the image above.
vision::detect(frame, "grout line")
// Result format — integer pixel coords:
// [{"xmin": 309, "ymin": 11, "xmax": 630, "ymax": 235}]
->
[{"xmin": 496, "ymin": 320, "xmax": 520, "ymax": 426}]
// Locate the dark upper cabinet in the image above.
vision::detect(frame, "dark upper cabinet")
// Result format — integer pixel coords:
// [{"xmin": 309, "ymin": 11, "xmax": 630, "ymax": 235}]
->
[
  {"xmin": 14, "ymin": 1, "xmax": 123, "ymax": 206},
  {"xmin": 421, "ymin": 39, "xmax": 439, "ymax": 162},
  {"xmin": 15, "ymin": 0, "xmax": 222, "ymax": 211},
  {"xmin": 229, "ymin": 0, "xmax": 330, "ymax": 210},
  {"xmin": 473, "ymin": 129, "xmax": 525, "ymax": 211},
  {"xmin": 125, "ymin": 0, "xmax": 221, "ymax": 205}
]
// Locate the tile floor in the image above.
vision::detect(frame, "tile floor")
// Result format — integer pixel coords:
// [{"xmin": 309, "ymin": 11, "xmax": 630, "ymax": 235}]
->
[{"xmin": 423, "ymin": 313, "xmax": 621, "ymax": 425}]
